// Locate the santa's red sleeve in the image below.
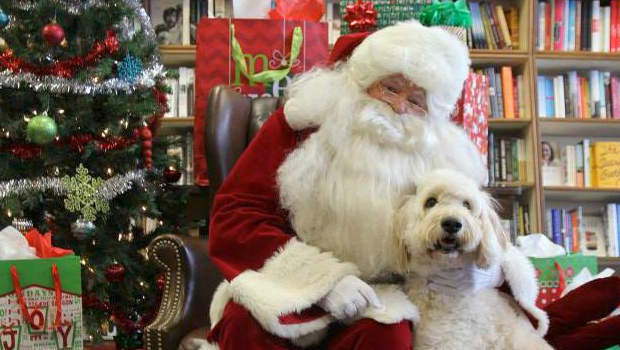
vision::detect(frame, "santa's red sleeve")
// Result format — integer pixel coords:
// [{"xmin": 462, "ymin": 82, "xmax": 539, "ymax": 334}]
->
[{"xmin": 208, "ymin": 108, "xmax": 360, "ymax": 340}]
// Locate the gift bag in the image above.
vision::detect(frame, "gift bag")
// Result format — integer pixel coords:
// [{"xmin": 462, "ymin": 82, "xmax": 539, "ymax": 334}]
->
[
  {"xmin": 193, "ymin": 18, "xmax": 329, "ymax": 185},
  {"xmin": 529, "ymin": 254, "xmax": 598, "ymax": 309},
  {"xmin": 0, "ymin": 255, "xmax": 82, "ymax": 350},
  {"xmin": 451, "ymin": 71, "xmax": 489, "ymax": 167}
]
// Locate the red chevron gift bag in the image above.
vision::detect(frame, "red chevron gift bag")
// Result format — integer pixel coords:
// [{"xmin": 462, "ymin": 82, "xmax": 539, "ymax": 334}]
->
[{"xmin": 193, "ymin": 18, "xmax": 329, "ymax": 186}]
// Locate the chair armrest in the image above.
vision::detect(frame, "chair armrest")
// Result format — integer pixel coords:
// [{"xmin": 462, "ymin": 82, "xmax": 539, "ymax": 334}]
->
[{"xmin": 145, "ymin": 234, "xmax": 221, "ymax": 350}]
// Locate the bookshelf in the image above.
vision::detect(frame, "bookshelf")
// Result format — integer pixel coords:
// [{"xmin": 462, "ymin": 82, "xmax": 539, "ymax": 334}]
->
[{"xmin": 154, "ymin": 0, "xmax": 620, "ymax": 261}]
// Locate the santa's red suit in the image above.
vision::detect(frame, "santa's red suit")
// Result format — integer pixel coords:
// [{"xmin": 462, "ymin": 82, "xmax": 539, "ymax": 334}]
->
[{"xmin": 203, "ymin": 21, "xmax": 620, "ymax": 350}]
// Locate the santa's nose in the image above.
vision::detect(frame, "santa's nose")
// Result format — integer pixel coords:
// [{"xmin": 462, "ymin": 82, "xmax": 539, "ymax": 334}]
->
[{"xmin": 389, "ymin": 100, "xmax": 408, "ymax": 114}]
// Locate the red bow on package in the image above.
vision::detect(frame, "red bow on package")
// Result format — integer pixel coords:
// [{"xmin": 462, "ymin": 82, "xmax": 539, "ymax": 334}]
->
[
  {"xmin": 24, "ymin": 229, "xmax": 73, "ymax": 258},
  {"xmin": 269, "ymin": 0, "xmax": 325, "ymax": 21},
  {"xmin": 343, "ymin": 0, "xmax": 377, "ymax": 33}
]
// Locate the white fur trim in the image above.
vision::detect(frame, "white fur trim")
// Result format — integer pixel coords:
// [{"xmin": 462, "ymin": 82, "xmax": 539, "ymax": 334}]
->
[
  {"xmin": 179, "ymin": 338, "xmax": 219, "ymax": 350},
  {"xmin": 347, "ymin": 20, "xmax": 471, "ymax": 117},
  {"xmin": 501, "ymin": 246, "xmax": 550, "ymax": 336},
  {"xmin": 226, "ymin": 238, "xmax": 359, "ymax": 339},
  {"xmin": 362, "ymin": 284, "xmax": 420, "ymax": 325},
  {"xmin": 209, "ymin": 281, "xmax": 230, "ymax": 329}
]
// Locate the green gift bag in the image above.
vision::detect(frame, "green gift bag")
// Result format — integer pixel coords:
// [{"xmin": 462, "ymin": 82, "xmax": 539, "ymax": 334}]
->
[
  {"xmin": 529, "ymin": 254, "xmax": 598, "ymax": 309},
  {"xmin": 0, "ymin": 255, "xmax": 83, "ymax": 350}
]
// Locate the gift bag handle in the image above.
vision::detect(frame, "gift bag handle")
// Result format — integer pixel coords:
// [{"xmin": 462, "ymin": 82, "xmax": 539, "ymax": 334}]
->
[
  {"xmin": 10, "ymin": 264, "xmax": 63, "ymax": 330},
  {"xmin": 554, "ymin": 261, "xmax": 566, "ymax": 294},
  {"xmin": 230, "ymin": 23, "xmax": 303, "ymax": 84}
]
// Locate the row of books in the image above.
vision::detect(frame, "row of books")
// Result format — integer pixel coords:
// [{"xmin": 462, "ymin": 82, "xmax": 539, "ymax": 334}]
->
[
  {"xmin": 497, "ymin": 197, "xmax": 531, "ymax": 244},
  {"xmin": 166, "ymin": 132, "xmax": 195, "ymax": 186},
  {"xmin": 537, "ymin": 70, "xmax": 620, "ymax": 119},
  {"xmin": 165, "ymin": 67, "xmax": 195, "ymax": 118},
  {"xmin": 546, "ymin": 205, "xmax": 620, "ymax": 257},
  {"xmin": 542, "ymin": 140, "xmax": 620, "ymax": 188},
  {"xmin": 488, "ymin": 133, "xmax": 528, "ymax": 185},
  {"xmin": 537, "ymin": 0, "xmax": 620, "ymax": 52},
  {"xmin": 467, "ymin": 1, "xmax": 520, "ymax": 50},
  {"xmin": 144, "ymin": 0, "xmax": 213, "ymax": 45},
  {"xmin": 480, "ymin": 66, "xmax": 526, "ymax": 119}
]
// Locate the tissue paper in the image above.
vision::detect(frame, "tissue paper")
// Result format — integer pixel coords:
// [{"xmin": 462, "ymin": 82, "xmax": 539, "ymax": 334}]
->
[
  {"xmin": 24, "ymin": 229, "xmax": 74, "ymax": 258},
  {"xmin": 517, "ymin": 233, "xmax": 567, "ymax": 258},
  {"xmin": 0, "ymin": 226, "xmax": 37, "ymax": 260}
]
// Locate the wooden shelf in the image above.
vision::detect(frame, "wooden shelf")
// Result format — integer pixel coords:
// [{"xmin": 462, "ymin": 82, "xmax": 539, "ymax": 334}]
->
[
  {"xmin": 538, "ymin": 118, "xmax": 620, "ymax": 137},
  {"xmin": 161, "ymin": 117, "xmax": 195, "ymax": 128},
  {"xmin": 160, "ymin": 45, "xmax": 196, "ymax": 66},
  {"xmin": 544, "ymin": 186, "xmax": 620, "ymax": 202},
  {"xmin": 470, "ymin": 50, "xmax": 529, "ymax": 65},
  {"xmin": 536, "ymin": 51, "xmax": 620, "ymax": 71},
  {"xmin": 536, "ymin": 51, "xmax": 620, "ymax": 60},
  {"xmin": 488, "ymin": 118, "xmax": 531, "ymax": 131},
  {"xmin": 486, "ymin": 182, "xmax": 535, "ymax": 196}
]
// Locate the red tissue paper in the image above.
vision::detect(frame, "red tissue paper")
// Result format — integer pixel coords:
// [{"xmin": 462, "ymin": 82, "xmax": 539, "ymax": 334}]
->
[
  {"xmin": 269, "ymin": 0, "xmax": 325, "ymax": 22},
  {"xmin": 24, "ymin": 229, "xmax": 74, "ymax": 258}
]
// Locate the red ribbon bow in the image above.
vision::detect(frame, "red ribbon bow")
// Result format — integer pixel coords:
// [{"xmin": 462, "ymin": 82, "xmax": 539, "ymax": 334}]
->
[{"xmin": 343, "ymin": 0, "xmax": 378, "ymax": 33}]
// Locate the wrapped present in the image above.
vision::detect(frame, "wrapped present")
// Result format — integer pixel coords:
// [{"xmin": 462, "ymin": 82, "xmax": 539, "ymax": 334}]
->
[
  {"xmin": 529, "ymin": 254, "xmax": 598, "ymax": 309},
  {"xmin": 193, "ymin": 18, "xmax": 329, "ymax": 185},
  {"xmin": 339, "ymin": 0, "xmax": 427, "ymax": 34},
  {"xmin": 450, "ymin": 71, "xmax": 489, "ymax": 167},
  {"xmin": 0, "ymin": 228, "xmax": 82, "ymax": 350}
]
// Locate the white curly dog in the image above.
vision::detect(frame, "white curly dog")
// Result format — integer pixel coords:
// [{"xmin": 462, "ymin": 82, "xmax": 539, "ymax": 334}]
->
[{"xmin": 396, "ymin": 169, "xmax": 553, "ymax": 350}]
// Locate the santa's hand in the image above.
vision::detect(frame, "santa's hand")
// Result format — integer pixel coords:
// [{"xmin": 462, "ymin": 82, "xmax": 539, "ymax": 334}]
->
[
  {"xmin": 427, "ymin": 262, "xmax": 504, "ymax": 296},
  {"xmin": 317, "ymin": 275, "xmax": 384, "ymax": 321}
]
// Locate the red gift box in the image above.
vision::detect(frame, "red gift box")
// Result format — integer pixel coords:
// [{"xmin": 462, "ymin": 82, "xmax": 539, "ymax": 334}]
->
[
  {"xmin": 193, "ymin": 18, "xmax": 329, "ymax": 186},
  {"xmin": 451, "ymin": 71, "xmax": 490, "ymax": 167}
]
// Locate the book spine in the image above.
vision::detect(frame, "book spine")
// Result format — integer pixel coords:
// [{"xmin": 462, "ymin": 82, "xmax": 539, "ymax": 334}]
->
[
  {"xmin": 600, "ymin": 70, "xmax": 608, "ymax": 118},
  {"xmin": 546, "ymin": 209, "xmax": 553, "ymax": 240},
  {"xmin": 554, "ymin": 0, "xmax": 566, "ymax": 50},
  {"xmin": 518, "ymin": 139, "xmax": 527, "ymax": 181},
  {"xmin": 497, "ymin": 4, "xmax": 513, "ymax": 49},
  {"xmin": 539, "ymin": 1, "xmax": 547, "ymax": 50},
  {"xmin": 480, "ymin": 2, "xmax": 495, "ymax": 49},
  {"xmin": 546, "ymin": 0, "xmax": 554, "ymax": 50},
  {"xmin": 500, "ymin": 138, "xmax": 507, "ymax": 181},
  {"xmin": 488, "ymin": 67, "xmax": 499, "ymax": 118},
  {"xmin": 563, "ymin": 73, "xmax": 571, "ymax": 117},
  {"xmin": 517, "ymin": 75, "xmax": 526, "ymax": 118},
  {"xmin": 606, "ymin": 5, "xmax": 612, "ymax": 52},
  {"xmin": 178, "ymin": 67, "xmax": 189, "ymax": 117},
  {"xmin": 605, "ymin": 71, "xmax": 612, "ymax": 118},
  {"xmin": 484, "ymin": 2, "xmax": 503, "ymax": 48},
  {"xmin": 496, "ymin": 72, "xmax": 505, "ymax": 117},
  {"xmin": 552, "ymin": 208, "xmax": 562, "ymax": 245},
  {"xmin": 576, "ymin": 143, "xmax": 584, "ymax": 186},
  {"xmin": 182, "ymin": 0, "xmax": 191, "ymax": 45},
  {"xmin": 616, "ymin": 203, "xmax": 620, "ymax": 256},
  {"xmin": 576, "ymin": 0, "xmax": 582, "ymax": 50},
  {"xmin": 506, "ymin": 139, "xmax": 514, "ymax": 181},
  {"xmin": 607, "ymin": 203, "xmax": 618, "ymax": 257},
  {"xmin": 489, "ymin": 132, "xmax": 496, "ymax": 184},
  {"xmin": 590, "ymin": 70, "xmax": 601, "ymax": 117},
  {"xmin": 612, "ymin": 0, "xmax": 618, "ymax": 51},
  {"xmin": 582, "ymin": 76, "xmax": 590, "ymax": 117},
  {"xmin": 546, "ymin": 76, "xmax": 556, "ymax": 116},
  {"xmin": 569, "ymin": 0, "xmax": 576, "ymax": 50},
  {"xmin": 513, "ymin": 77, "xmax": 520, "ymax": 119},
  {"xmin": 537, "ymin": 76, "xmax": 548, "ymax": 117},
  {"xmin": 593, "ymin": 0, "xmax": 601, "ymax": 52},
  {"xmin": 508, "ymin": 6, "xmax": 520, "ymax": 47},
  {"xmin": 494, "ymin": 134, "xmax": 501, "ymax": 182},
  {"xmin": 612, "ymin": 76, "xmax": 620, "ymax": 119},
  {"xmin": 512, "ymin": 138, "xmax": 519, "ymax": 181},
  {"xmin": 502, "ymin": 66, "xmax": 516, "ymax": 119},
  {"xmin": 583, "ymin": 139, "xmax": 591, "ymax": 186},
  {"xmin": 564, "ymin": 0, "xmax": 570, "ymax": 50}
]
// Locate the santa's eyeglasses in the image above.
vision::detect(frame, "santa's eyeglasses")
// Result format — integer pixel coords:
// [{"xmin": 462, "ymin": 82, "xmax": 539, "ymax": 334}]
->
[{"xmin": 373, "ymin": 83, "xmax": 428, "ymax": 117}]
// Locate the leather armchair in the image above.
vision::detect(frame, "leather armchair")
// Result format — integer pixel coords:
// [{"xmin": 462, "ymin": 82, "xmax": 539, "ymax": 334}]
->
[{"xmin": 145, "ymin": 85, "xmax": 285, "ymax": 350}]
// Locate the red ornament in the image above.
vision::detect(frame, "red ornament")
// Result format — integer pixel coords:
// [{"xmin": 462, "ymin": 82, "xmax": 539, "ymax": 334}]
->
[
  {"xmin": 41, "ymin": 21, "xmax": 65, "ymax": 46},
  {"xmin": 343, "ymin": 0, "xmax": 378, "ymax": 33},
  {"xmin": 139, "ymin": 126, "xmax": 153, "ymax": 170},
  {"xmin": 82, "ymin": 294, "xmax": 100, "ymax": 308},
  {"xmin": 139, "ymin": 127, "xmax": 152, "ymax": 140},
  {"xmin": 100, "ymin": 301, "xmax": 111, "ymax": 313},
  {"xmin": 164, "ymin": 166, "xmax": 182, "ymax": 183},
  {"xmin": 105, "ymin": 263, "xmax": 126, "ymax": 283},
  {"xmin": 155, "ymin": 273, "xmax": 166, "ymax": 291}
]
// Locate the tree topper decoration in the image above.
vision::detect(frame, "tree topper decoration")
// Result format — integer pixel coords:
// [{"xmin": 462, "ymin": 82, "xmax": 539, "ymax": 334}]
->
[{"xmin": 61, "ymin": 164, "xmax": 110, "ymax": 222}]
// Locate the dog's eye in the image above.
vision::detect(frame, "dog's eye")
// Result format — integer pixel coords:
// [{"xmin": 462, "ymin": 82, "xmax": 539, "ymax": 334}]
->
[
  {"xmin": 463, "ymin": 201, "xmax": 471, "ymax": 210},
  {"xmin": 424, "ymin": 197, "xmax": 437, "ymax": 208}
]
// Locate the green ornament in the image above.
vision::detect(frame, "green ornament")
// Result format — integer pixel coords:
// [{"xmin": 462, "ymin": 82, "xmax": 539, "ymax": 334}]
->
[
  {"xmin": 61, "ymin": 164, "xmax": 110, "ymax": 222},
  {"xmin": 26, "ymin": 114, "xmax": 57, "ymax": 145}
]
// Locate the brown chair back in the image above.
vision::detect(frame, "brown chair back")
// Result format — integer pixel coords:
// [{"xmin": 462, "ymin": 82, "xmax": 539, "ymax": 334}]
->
[{"xmin": 205, "ymin": 85, "xmax": 284, "ymax": 209}]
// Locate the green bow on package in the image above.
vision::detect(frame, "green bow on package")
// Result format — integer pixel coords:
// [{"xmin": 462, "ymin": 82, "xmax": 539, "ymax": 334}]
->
[
  {"xmin": 418, "ymin": 0, "xmax": 472, "ymax": 28},
  {"xmin": 230, "ymin": 24, "xmax": 303, "ymax": 85}
]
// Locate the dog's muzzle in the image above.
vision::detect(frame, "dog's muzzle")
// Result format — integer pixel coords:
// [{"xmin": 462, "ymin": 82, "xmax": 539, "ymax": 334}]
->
[{"xmin": 435, "ymin": 217, "xmax": 463, "ymax": 253}]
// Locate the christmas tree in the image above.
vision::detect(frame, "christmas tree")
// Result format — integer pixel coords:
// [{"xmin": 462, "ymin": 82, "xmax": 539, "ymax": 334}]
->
[{"xmin": 0, "ymin": 0, "xmax": 187, "ymax": 346}]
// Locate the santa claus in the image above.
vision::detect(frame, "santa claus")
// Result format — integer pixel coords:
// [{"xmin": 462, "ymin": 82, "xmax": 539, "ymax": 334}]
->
[{"xmin": 203, "ymin": 20, "xmax": 620, "ymax": 350}]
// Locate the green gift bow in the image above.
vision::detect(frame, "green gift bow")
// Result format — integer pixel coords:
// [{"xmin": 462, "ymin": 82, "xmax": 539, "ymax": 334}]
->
[
  {"xmin": 418, "ymin": 0, "xmax": 472, "ymax": 28},
  {"xmin": 230, "ymin": 24, "xmax": 303, "ymax": 85}
]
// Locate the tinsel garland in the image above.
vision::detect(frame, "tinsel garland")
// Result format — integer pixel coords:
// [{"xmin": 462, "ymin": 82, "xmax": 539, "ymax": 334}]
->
[
  {"xmin": 0, "ymin": 31, "xmax": 120, "ymax": 78},
  {"xmin": 0, "ymin": 169, "xmax": 145, "ymax": 200},
  {"xmin": 0, "ymin": 0, "xmax": 163, "ymax": 94},
  {"xmin": 0, "ymin": 133, "xmax": 140, "ymax": 158}
]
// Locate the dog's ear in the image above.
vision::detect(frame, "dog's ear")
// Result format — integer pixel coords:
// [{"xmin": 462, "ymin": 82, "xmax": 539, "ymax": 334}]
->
[
  {"xmin": 476, "ymin": 193, "xmax": 509, "ymax": 269},
  {"xmin": 392, "ymin": 193, "xmax": 417, "ymax": 274}
]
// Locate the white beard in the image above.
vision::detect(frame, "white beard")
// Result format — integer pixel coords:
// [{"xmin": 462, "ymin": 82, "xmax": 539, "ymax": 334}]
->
[{"xmin": 278, "ymin": 89, "xmax": 487, "ymax": 279}]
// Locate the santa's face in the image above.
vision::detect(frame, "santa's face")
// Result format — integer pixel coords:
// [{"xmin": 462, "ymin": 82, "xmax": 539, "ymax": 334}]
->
[{"xmin": 366, "ymin": 74, "xmax": 428, "ymax": 117}]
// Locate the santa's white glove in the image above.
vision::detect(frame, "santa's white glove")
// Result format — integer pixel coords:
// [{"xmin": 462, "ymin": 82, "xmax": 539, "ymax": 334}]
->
[
  {"xmin": 427, "ymin": 262, "xmax": 504, "ymax": 296},
  {"xmin": 317, "ymin": 275, "xmax": 384, "ymax": 321}
]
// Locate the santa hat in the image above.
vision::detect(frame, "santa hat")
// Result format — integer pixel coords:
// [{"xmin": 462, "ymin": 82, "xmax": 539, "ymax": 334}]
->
[
  {"xmin": 284, "ymin": 20, "xmax": 471, "ymax": 130},
  {"xmin": 335, "ymin": 20, "xmax": 471, "ymax": 116}
]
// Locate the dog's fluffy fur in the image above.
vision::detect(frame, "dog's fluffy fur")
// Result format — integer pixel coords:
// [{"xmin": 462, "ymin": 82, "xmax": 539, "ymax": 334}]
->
[{"xmin": 397, "ymin": 169, "xmax": 553, "ymax": 350}]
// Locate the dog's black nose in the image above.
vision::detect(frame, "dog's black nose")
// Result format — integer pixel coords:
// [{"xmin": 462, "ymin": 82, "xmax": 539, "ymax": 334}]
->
[{"xmin": 441, "ymin": 218, "xmax": 462, "ymax": 235}]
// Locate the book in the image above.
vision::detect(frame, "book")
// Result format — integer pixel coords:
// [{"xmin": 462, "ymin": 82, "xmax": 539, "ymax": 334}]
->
[
  {"xmin": 581, "ymin": 214, "xmax": 608, "ymax": 256},
  {"xmin": 507, "ymin": 6, "xmax": 520, "ymax": 47},
  {"xmin": 606, "ymin": 203, "xmax": 619, "ymax": 256},
  {"xmin": 538, "ymin": 1, "xmax": 547, "ymax": 50},
  {"xmin": 501, "ymin": 66, "xmax": 515, "ymax": 118},
  {"xmin": 164, "ymin": 76, "xmax": 179, "ymax": 117},
  {"xmin": 497, "ymin": 4, "xmax": 513, "ymax": 49},
  {"xmin": 592, "ymin": 0, "xmax": 601, "ymax": 52},
  {"xmin": 152, "ymin": 0, "xmax": 184, "ymax": 45},
  {"xmin": 554, "ymin": 0, "xmax": 566, "ymax": 50},
  {"xmin": 542, "ymin": 141, "xmax": 563, "ymax": 185},
  {"xmin": 592, "ymin": 141, "xmax": 620, "ymax": 188},
  {"xmin": 568, "ymin": 0, "xmax": 576, "ymax": 50}
]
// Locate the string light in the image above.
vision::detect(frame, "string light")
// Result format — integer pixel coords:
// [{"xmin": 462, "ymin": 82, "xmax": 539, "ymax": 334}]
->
[
  {"xmin": 6, "ymin": 209, "xmax": 11, "ymax": 217},
  {"xmin": 117, "ymin": 233, "xmax": 123, "ymax": 241},
  {"xmin": 23, "ymin": 115, "xmax": 31, "ymax": 122},
  {"xmin": 141, "ymin": 205, "xmax": 147, "ymax": 212},
  {"xmin": 106, "ymin": 168, "xmax": 113, "ymax": 176},
  {"xmin": 80, "ymin": 258, "xmax": 87, "ymax": 265}
]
